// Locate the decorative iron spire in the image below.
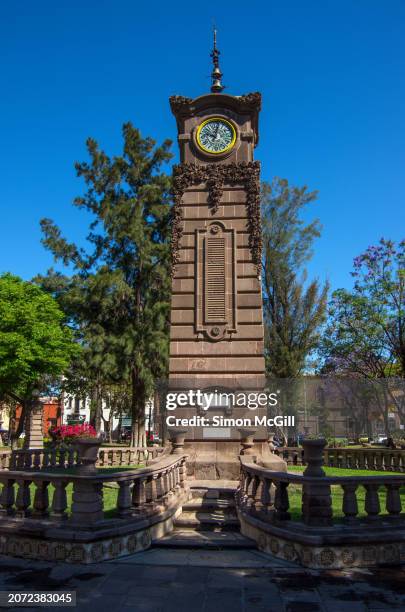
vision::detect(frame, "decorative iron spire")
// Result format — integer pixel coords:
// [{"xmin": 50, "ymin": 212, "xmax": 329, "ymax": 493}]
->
[{"xmin": 210, "ymin": 28, "xmax": 224, "ymax": 93}]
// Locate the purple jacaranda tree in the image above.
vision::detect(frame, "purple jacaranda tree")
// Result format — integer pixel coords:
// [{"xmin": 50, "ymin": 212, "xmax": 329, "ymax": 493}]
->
[{"xmin": 320, "ymin": 238, "xmax": 405, "ymax": 435}]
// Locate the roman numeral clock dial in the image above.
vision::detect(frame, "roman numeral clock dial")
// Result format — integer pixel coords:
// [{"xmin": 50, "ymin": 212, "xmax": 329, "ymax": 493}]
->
[{"xmin": 196, "ymin": 117, "xmax": 236, "ymax": 154}]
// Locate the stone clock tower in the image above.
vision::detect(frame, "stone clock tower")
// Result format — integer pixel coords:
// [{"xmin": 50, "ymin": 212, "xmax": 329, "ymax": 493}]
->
[{"xmin": 168, "ymin": 34, "xmax": 268, "ymax": 473}]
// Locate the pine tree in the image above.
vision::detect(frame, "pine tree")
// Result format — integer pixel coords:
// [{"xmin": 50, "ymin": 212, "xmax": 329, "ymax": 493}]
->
[
  {"xmin": 262, "ymin": 178, "xmax": 329, "ymax": 378},
  {"xmin": 38, "ymin": 123, "xmax": 173, "ymax": 446}
]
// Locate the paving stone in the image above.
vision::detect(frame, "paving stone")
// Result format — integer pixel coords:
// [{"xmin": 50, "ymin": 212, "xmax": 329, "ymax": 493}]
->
[
  {"xmin": 284, "ymin": 603, "xmax": 324, "ymax": 612},
  {"xmin": 323, "ymin": 603, "xmax": 367, "ymax": 612}
]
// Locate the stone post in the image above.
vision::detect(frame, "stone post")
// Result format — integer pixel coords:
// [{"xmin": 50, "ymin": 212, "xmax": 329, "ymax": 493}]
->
[
  {"xmin": 301, "ymin": 438, "xmax": 333, "ymax": 526},
  {"xmin": 75, "ymin": 438, "xmax": 102, "ymax": 474},
  {"xmin": 70, "ymin": 479, "xmax": 104, "ymax": 525},
  {"xmin": 23, "ymin": 392, "xmax": 43, "ymax": 450},
  {"xmin": 168, "ymin": 428, "xmax": 188, "ymax": 455},
  {"xmin": 238, "ymin": 428, "xmax": 257, "ymax": 456}
]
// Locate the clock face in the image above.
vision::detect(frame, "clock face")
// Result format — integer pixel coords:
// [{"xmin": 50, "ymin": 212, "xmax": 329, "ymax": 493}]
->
[{"xmin": 196, "ymin": 117, "xmax": 236, "ymax": 154}]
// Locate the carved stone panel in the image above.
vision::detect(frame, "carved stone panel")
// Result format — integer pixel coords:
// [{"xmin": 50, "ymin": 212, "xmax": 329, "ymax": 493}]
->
[{"xmin": 195, "ymin": 222, "xmax": 236, "ymax": 341}]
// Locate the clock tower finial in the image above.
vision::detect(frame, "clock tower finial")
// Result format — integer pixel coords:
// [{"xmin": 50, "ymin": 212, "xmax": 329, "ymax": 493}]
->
[{"xmin": 210, "ymin": 28, "xmax": 224, "ymax": 93}]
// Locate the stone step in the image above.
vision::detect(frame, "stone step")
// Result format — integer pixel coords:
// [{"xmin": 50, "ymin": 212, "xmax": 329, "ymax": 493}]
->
[
  {"xmin": 174, "ymin": 510, "xmax": 240, "ymax": 529},
  {"xmin": 182, "ymin": 497, "xmax": 236, "ymax": 512},
  {"xmin": 153, "ymin": 528, "xmax": 256, "ymax": 550},
  {"xmin": 189, "ymin": 480, "xmax": 238, "ymax": 501}
]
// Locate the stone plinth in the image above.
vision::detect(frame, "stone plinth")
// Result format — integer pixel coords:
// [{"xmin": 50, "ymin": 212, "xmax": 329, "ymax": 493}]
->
[{"xmin": 23, "ymin": 401, "xmax": 43, "ymax": 450}]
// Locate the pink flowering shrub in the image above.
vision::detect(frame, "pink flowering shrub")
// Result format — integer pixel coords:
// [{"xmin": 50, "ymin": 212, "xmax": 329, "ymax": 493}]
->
[{"xmin": 49, "ymin": 423, "xmax": 97, "ymax": 443}]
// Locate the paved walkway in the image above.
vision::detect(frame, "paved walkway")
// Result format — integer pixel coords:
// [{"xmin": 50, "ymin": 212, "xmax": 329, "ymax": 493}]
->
[{"xmin": 0, "ymin": 550, "xmax": 404, "ymax": 612}]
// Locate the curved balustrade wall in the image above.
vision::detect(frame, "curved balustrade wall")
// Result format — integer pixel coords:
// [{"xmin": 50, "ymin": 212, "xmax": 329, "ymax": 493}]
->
[
  {"xmin": 237, "ymin": 455, "xmax": 405, "ymax": 569},
  {"xmin": 0, "ymin": 453, "xmax": 188, "ymax": 564},
  {"xmin": 0, "ymin": 446, "xmax": 165, "ymax": 471},
  {"xmin": 273, "ymin": 447, "xmax": 405, "ymax": 472}
]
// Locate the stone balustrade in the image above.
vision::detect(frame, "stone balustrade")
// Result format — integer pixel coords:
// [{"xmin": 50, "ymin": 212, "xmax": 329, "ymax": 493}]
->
[
  {"xmin": 0, "ymin": 446, "xmax": 165, "ymax": 471},
  {"xmin": 237, "ymin": 444, "xmax": 405, "ymax": 569},
  {"xmin": 273, "ymin": 446, "xmax": 405, "ymax": 472},
  {"xmin": 0, "ymin": 453, "xmax": 188, "ymax": 563}
]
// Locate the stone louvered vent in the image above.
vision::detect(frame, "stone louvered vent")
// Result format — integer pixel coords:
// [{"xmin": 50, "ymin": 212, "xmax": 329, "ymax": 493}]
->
[{"xmin": 205, "ymin": 237, "xmax": 226, "ymax": 322}]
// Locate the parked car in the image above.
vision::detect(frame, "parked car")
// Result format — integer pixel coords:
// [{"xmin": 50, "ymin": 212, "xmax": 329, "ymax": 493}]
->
[{"xmin": 374, "ymin": 435, "xmax": 388, "ymax": 445}]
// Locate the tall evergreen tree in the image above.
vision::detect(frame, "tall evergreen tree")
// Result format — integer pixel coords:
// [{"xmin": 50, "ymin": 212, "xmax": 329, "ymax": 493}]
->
[
  {"xmin": 262, "ymin": 178, "xmax": 329, "ymax": 378},
  {"xmin": 38, "ymin": 123, "xmax": 173, "ymax": 446}
]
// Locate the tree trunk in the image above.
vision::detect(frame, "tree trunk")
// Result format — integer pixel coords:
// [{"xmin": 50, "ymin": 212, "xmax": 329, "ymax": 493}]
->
[
  {"xmin": 90, "ymin": 385, "xmax": 103, "ymax": 434},
  {"xmin": 10, "ymin": 399, "xmax": 29, "ymax": 450},
  {"xmin": 130, "ymin": 370, "xmax": 146, "ymax": 448}
]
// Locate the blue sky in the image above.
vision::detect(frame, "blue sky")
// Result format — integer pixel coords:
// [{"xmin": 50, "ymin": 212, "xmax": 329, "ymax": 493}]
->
[{"xmin": 1, "ymin": 0, "xmax": 404, "ymax": 292}]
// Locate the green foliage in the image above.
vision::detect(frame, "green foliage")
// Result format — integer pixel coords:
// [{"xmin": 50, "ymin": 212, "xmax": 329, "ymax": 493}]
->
[
  {"xmin": 326, "ymin": 437, "xmax": 349, "ymax": 448},
  {"xmin": 261, "ymin": 178, "xmax": 329, "ymax": 378},
  {"xmin": 320, "ymin": 239, "xmax": 405, "ymax": 430},
  {"xmin": 321, "ymin": 239, "xmax": 405, "ymax": 378},
  {"xmin": 38, "ymin": 123, "xmax": 173, "ymax": 445},
  {"xmin": 0, "ymin": 273, "xmax": 78, "ymax": 401}
]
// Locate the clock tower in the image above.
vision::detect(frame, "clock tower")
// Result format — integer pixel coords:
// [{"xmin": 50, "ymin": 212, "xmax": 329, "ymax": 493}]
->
[{"xmin": 168, "ymin": 33, "xmax": 267, "ymax": 475}]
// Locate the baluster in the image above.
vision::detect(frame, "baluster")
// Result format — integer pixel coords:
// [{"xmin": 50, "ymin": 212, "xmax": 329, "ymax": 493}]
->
[
  {"xmin": 385, "ymin": 453, "xmax": 393, "ymax": 472},
  {"xmin": 23, "ymin": 451, "xmax": 31, "ymax": 469},
  {"xmin": 179, "ymin": 459, "xmax": 187, "ymax": 489},
  {"xmin": 0, "ymin": 480, "xmax": 15, "ymax": 515},
  {"xmin": 32, "ymin": 451, "xmax": 40, "ymax": 470},
  {"xmin": 392, "ymin": 453, "xmax": 400, "ymax": 473},
  {"xmin": 245, "ymin": 474, "xmax": 256, "ymax": 507},
  {"xmin": 50, "ymin": 449, "xmax": 57, "ymax": 468},
  {"xmin": 16, "ymin": 452, "xmax": 24, "ymax": 469},
  {"xmin": 117, "ymin": 481, "xmax": 132, "ymax": 517},
  {"xmin": 375, "ymin": 452, "xmax": 383, "ymax": 471},
  {"xmin": 67, "ymin": 447, "xmax": 74, "ymax": 468},
  {"xmin": 386, "ymin": 483, "xmax": 401, "ymax": 516},
  {"xmin": 51, "ymin": 481, "xmax": 68, "ymax": 519},
  {"xmin": 274, "ymin": 481, "xmax": 290, "ymax": 520},
  {"xmin": 260, "ymin": 477, "xmax": 272, "ymax": 513},
  {"xmin": 244, "ymin": 473, "xmax": 252, "ymax": 504},
  {"xmin": 253, "ymin": 476, "xmax": 264, "ymax": 511},
  {"xmin": 163, "ymin": 470, "xmax": 170, "ymax": 495},
  {"xmin": 342, "ymin": 483, "xmax": 358, "ymax": 521},
  {"xmin": 15, "ymin": 479, "xmax": 31, "ymax": 517},
  {"xmin": 364, "ymin": 484, "xmax": 380, "ymax": 518},
  {"xmin": 251, "ymin": 475, "xmax": 260, "ymax": 508},
  {"xmin": 132, "ymin": 477, "xmax": 147, "ymax": 507},
  {"xmin": 32, "ymin": 481, "xmax": 50, "ymax": 518},
  {"xmin": 169, "ymin": 468, "xmax": 175, "ymax": 492},
  {"xmin": 156, "ymin": 473, "xmax": 164, "ymax": 499},
  {"xmin": 58, "ymin": 448, "xmax": 66, "ymax": 468},
  {"xmin": 144, "ymin": 477, "xmax": 153, "ymax": 503},
  {"xmin": 43, "ymin": 449, "xmax": 50, "ymax": 469},
  {"xmin": 342, "ymin": 451, "xmax": 348, "ymax": 469},
  {"xmin": 358, "ymin": 451, "xmax": 365, "ymax": 470},
  {"xmin": 150, "ymin": 475, "xmax": 158, "ymax": 503}
]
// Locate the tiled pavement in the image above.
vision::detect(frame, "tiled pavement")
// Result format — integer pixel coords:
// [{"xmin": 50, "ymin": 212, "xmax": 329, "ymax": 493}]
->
[{"xmin": 0, "ymin": 549, "xmax": 404, "ymax": 612}]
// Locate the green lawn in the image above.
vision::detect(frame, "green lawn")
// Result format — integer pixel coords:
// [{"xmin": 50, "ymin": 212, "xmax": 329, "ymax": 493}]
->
[{"xmin": 285, "ymin": 465, "xmax": 405, "ymax": 521}]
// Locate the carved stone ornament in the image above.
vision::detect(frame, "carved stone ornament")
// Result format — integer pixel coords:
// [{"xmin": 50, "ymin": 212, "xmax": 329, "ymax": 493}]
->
[
  {"xmin": 237, "ymin": 92, "xmax": 262, "ymax": 110},
  {"xmin": 171, "ymin": 161, "xmax": 262, "ymax": 276},
  {"xmin": 169, "ymin": 96, "xmax": 193, "ymax": 114}
]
